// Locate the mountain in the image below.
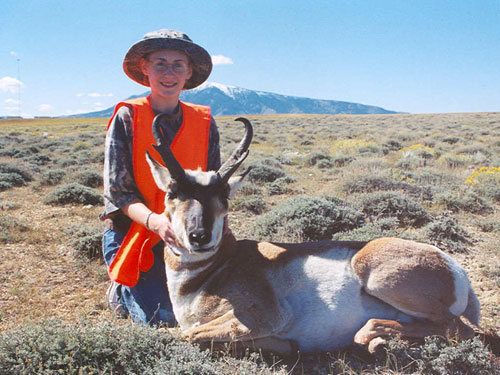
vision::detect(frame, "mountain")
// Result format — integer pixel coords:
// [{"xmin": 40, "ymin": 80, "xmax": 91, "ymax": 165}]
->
[{"xmin": 72, "ymin": 82, "xmax": 398, "ymax": 118}]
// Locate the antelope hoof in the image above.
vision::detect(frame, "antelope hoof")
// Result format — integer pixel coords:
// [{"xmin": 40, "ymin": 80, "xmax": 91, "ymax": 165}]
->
[
  {"xmin": 368, "ymin": 336, "xmax": 387, "ymax": 356},
  {"xmin": 354, "ymin": 319, "xmax": 378, "ymax": 345}
]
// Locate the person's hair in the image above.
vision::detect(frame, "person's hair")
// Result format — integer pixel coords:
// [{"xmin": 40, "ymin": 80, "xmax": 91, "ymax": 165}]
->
[{"xmin": 142, "ymin": 50, "xmax": 192, "ymax": 66}]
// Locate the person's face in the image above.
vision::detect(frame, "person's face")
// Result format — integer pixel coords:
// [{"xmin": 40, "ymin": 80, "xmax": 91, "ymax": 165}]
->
[{"xmin": 141, "ymin": 49, "xmax": 193, "ymax": 99}]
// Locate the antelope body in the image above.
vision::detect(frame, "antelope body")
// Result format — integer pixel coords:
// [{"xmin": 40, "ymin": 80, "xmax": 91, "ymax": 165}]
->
[{"xmin": 146, "ymin": 115, "xmax": 480, "ymax": 355}]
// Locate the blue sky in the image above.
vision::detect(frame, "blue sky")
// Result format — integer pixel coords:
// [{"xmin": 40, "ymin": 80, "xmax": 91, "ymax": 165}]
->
[{"xmin": 1, "ymin": 0, "xmax": 499, "ymax": 117}]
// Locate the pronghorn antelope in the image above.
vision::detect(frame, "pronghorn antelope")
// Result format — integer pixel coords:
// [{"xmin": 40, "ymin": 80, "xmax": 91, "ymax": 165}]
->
[{"xmin": 146, "ymin": 115, "xmax": 480, "ymax": 356}]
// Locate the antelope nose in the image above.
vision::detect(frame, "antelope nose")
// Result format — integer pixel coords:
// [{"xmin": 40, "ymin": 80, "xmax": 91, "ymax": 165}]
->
[{"xmin": 188, "ymin": 230, "xmax": 211, "ymax": 246}]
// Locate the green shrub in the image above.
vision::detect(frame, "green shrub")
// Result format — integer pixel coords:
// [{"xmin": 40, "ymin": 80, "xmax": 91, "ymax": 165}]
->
[
  {"xmin": 0, "ymin": 173, "xmax": 27, "ymax": 188},
  {"xmin": 442, "ymin": 136, "xmax": 461, "ymax": 144},
  {"xmin": 384, "ymin": 335, "xmax": 496, "ymax": 375},
  {"xmin": 340, "ymin": 175, "xmax": 398, "ymax": 194},
  {"xmin": 0, "ymin": 164, "xmax": 35, "ymax": 191},
  {"xmin": 40, "ymin": 169, "xmax": 66, "ymax": 186},
  {"xmin": 0, "ymin": 164, "xmax": 33, "ymax": 184},
  {"xmin": 0, "ymin": 215, "xmax": 29, "ymax": 243},
  {"xmin": 0, "ymin": 149, "xmax": 17, "ymax": 157},
  {"xmin": 237, "ymin": 183, "xmax": 263, "ymax": 196},
  {"xmin": 359, "ymin": 191, "xmax": 431, "ymax": 227},
  {"xmin": 92, "ymin": 151, "xmax": 105, "ymax": 164},
  {"xmin": 395, "ymin": 154, "xmax": 422, "ymax": 169},
  {"xmin": 231, "ymin": 195, "xmax": 267, "ymax": 214},
  {"xmin": 331, "ymin": 155, "xmax": 354, "ymax": 167},
  {"xmin": 423, "ymin": 215, "xmax": 473, "ymax": 253},
  {"xmin": 59, "ymin": 158, "xmax": 78, "ymax": 167},
  {"xmin": 396, "ymin": 144, "xmax": 436, "ymax": 168},
  {"xmin": 0, "ymin": 320, "xmax": 287, "ymax": 375},
  {"xmin": 66, "ymin": 225, "xmax": 103, "ymax": 260},
  {"xmin": 255, "ymin": 157, "xmax": 282, "ymax": 168},
  {"xmin": 413, "ymin": 169, "xmax": 459, "ymax": 186},
  {"xmin": 383, "ymin": 139, "xmax": 403, "ymax": 151},
  {"xmin": 468, "ymin": 167, "xmax": 500, "ymax": 203},
  {"xmin": 435, "ymin": 191, "xmax": 493, "ymax": 214},
  {"xmin": 0, "ymin": 181, "xmax": 12, "ymax": 192},
  {"xmin": 437, "ymin": 153, "xmax": 470, "ymax": 168},
  {"xmin": 22, "ymin": 154, "xmax": 51, "ymax": 166},
  {"xmin": 252, "ymin": 195, "xmax": 365, "ymax": 241},
  {"xmin": 332, "ymin": 218, "xmax": 402, "ymax": 242},
  {"xmin": 316, "ymin": 158, "xmax": 334, "ymax": 169},
  {"xmin": 73, "ymin": 170, "xmax": 103, "ymax": 188},
  {"xmin": 12, "ymin": 145, "xmax": 40, "ymax": 158},
  {"xmin": 247, "ymin": 165, "xmax": 286, "ymax": 183},
  {"xmin": 304, "ymin": 151, "xmax": 332, "ymax": 166},
  {"xmin": 43, "ymin": 183, "xmax": 103, "ymax": 206},
  {"xmin": 267, "ymin": 176, "xmax": 295, "ymax": 196},
  {"xmin": 475, "ymin": 217, "xmax": 500, "ymax": 233},
  {"xmin": 0, "ymin": 200, "xmax": 20, "ymax": 210}
]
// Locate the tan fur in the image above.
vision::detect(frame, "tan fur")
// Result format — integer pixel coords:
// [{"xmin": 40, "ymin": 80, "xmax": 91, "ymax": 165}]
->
[
  {"xmin": 257, "ymin": 240, "xmax": 366, "ymax": 263},
  {"xmin": 352, "ymin": 237, "xmax": 456, "ymax": 321}
]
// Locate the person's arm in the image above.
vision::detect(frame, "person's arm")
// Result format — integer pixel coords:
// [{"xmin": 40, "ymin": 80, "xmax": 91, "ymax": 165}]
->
[{"xmin": 120, "ymin": 200, "xmax": 177, "ymax": 243}]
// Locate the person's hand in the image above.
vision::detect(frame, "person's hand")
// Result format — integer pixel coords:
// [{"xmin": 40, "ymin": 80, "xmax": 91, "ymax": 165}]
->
[{"xmin": 148, "ymin": 213, "xmax": 177, "ymax": 244}]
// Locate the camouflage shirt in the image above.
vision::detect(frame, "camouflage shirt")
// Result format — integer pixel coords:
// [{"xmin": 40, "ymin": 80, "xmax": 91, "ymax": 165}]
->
[{"xmin": 100, "ymin": 103, "xmax": 221, "ymax": 220}]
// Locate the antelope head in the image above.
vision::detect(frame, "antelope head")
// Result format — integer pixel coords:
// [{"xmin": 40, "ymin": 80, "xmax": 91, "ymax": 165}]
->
[{"xmin": 146, "ymin": 115, "xmax": 252, "ymax": 257}]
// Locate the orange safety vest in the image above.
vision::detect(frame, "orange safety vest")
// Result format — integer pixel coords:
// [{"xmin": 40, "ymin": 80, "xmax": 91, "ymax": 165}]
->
[{"xmin": 106, "ymin": 96, "xmax": 211, "ymax": 286}]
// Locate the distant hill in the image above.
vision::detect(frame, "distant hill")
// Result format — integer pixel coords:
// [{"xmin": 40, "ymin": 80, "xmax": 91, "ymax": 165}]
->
[{"xmin": 71, "ymin": 82, "xmax": 399, "ymax": 118}]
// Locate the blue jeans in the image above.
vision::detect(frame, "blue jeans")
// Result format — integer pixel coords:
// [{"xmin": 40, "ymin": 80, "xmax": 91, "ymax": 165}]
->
[{"xmin": 102, "ymin": 228, "xmax": 176, "ymax": 326}]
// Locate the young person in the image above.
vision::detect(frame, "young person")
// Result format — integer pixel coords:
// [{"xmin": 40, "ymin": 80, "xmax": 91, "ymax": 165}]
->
[{"xmin": 100, "ymin": 29, "xmax": 221, "ymax": 326}]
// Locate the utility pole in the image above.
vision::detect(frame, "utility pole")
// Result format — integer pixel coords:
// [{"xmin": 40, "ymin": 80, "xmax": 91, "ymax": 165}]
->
[{"xmin": 17, "ymin": 58, "xmax": 21, "ymax": 117}]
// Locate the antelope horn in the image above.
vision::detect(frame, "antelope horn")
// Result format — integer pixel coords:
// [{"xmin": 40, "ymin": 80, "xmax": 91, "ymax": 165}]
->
[
  {"xmin": 217, "ymin": 117, "xmax": 253, "ymax": 182},
  {"xmin": 151, "ymin": 113, "xmax": 186, "ymax": 181}
]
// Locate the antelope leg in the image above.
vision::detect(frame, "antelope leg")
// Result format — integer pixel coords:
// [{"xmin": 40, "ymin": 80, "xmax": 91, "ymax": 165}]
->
[
  {"xmin": 185, "ymin": 310, "xmax": 296, "ymax": 355},
  {"xmin": 354, "ymin": 317, "xmax": 475, "ymax": 347}
]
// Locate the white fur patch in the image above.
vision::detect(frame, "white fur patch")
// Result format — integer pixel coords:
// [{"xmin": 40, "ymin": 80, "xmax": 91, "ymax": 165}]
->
[
  {"xmin": 185, "ymin": 170, "xmax": 219, "ymax": 186},
  {"xmin": 433, "ymin": 246, "xmax": 470, "ymax": 316}
]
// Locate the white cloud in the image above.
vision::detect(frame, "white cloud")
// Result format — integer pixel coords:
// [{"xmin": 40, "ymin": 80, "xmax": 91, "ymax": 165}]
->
[
  {"xmin": 211, "ymin": 55, "xmax": 234, "ymax": 65},
  {"xmin": 76, "ymin": 92, "xmax": 114, "ymax": 98},
  {"xmin": 88, "ymin": 92, "xmax": 114, "ymax": 98},
  {"xmin": 4, "ymin": 98, "xmax": 20, "ymax": 105},
  {"xmin": 0, "ymin": 77, "xmax": 23, "ymax": 93},
  {"xmin": 10, "ymin": 51, "xmax": 18, "ymax": 57},
  {"xmin": 38, "ymin": 104, "xmax": 54, "ymax": 112}
]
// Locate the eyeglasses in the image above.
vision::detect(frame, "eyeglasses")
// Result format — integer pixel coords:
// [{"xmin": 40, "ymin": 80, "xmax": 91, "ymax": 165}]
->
[{"xmin": 148, "ymin": 59, "xmax": 189, "ymax": 75}]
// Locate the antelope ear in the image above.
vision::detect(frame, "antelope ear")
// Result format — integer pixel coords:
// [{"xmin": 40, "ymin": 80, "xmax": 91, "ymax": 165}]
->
[
  {"xmin": 227, "ymin": 167, "xmax": 251, "ymax": 199},
  {"xmin": 146, "ymin": 151, "xmax": 171, "ymax": 192}
]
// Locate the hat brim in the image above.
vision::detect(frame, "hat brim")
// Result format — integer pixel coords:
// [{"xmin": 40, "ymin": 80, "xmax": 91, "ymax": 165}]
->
[{"xmin": 123, "ymin": 37, "xmax": 212, "ymax": 89}]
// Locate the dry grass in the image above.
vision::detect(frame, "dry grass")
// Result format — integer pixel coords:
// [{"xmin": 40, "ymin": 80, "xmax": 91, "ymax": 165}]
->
[{"xmin": 1, "ymin": 112, "xmax": 499, "ymax": 373}]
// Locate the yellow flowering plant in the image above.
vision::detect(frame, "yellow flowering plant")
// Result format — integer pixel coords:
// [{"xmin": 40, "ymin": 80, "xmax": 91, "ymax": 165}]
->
[{"xmin": 466, "ymin": 166, "xmax": 500, "ymax": 185}]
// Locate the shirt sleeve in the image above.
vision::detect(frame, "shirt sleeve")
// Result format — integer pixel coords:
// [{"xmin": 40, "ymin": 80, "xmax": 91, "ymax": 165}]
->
[{"xmin": 102, "ymin": 106, "xmax": 144, "ymax": 217}]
